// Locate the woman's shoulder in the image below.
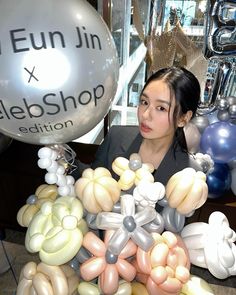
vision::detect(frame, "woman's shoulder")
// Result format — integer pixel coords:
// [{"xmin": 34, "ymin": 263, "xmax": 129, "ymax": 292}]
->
[{"xmin": 109, "ymin": 125, "xmax": 139, "ymax": 138}]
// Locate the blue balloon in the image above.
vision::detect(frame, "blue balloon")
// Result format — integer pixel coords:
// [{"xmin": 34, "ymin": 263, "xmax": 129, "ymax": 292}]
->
[
  {"xmin": 200, "ymin": 121, "xmax": 236, "ymax": 163},
  {"xmin": 207, "ymin": 163, "xmax": 232, "ymax": 198}
]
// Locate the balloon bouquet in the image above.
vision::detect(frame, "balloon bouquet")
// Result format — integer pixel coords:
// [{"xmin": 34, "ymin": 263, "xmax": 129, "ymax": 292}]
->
[
  {"xmin": 0, "ymin": 0, "xmax": 236, "ymax": 295},
  {"xmin": 186, "ymin": 0, "xmax": 236, "ymax": 198}
]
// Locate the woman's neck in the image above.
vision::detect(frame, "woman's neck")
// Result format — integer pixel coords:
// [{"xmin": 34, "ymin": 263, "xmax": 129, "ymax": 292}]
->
[{"xmin": 138, "ymin": 137, "xmax": 173, "ymax": 169}]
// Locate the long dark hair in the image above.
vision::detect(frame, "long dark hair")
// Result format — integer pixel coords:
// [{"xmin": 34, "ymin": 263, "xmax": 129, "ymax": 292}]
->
[{"xmin": 142, "ymin": 67, "xmax": 201, "ymax": 152}]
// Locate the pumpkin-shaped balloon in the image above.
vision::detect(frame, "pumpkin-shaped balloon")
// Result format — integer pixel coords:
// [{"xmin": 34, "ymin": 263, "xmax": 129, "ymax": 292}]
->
[
  {"xmin": 75, "ymin": 167, "xmax": 121, "ymax": 214},
  {"xmin": 165, "ymin": 168, "xmax": 208, "ymax": 215},
  {"xmin": 17, "ymin": 184, "xmax": 58, "ymax": 227}
]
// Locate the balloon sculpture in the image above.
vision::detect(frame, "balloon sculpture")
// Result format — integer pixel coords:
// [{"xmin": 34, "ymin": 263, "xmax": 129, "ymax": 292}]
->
[
  {"xmin": 165, "ymin": 168, "xmax": 208, "ymax": 215},
  {"xmin": 181, "ymin": 211, "xmax": 236, "ymax": 279},
  {"xmin": 4, "ymin": 0, "xmax": 235, "ymax": 293},
  {"xmin": 25, "ymin": 196, "xmax": 86, "ymax": 266},
  {"xmin": 112, "ymin": 153, "xmax": 155, "ymax": 190},
  {"xmin": 14, "ymin": 141, "xmax": 236, "ymax": 295},
  {"xmin": 17, "ymin": 184, "xmax": 58, "ymax": 227},
  {"xmin": 75, "ymin": 167, "xmax": 121, "ymax": 214},
  {"xmin": 17, "ymin": 262, "xmax": 79, "ymax": 295}
]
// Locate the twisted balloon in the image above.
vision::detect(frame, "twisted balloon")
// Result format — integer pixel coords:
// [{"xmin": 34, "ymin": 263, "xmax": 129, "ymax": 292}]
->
[
  {"xmin": 181, "ymin": 211, "xmax": 236, "ymax": 279},
  {"xmin": 25, "ymin": 196, "xmax": 86, "ymax": 265},
  {"xmin": 80, "ymin": 230, "xmax": 137, "ymax": 294},
  {"xmin": 96, "ymin": 194, "xmax": 156, "ymax": 255},
  {"xmin": 112, "ymin": 154, "xmax": 154, "ymax": 190}
]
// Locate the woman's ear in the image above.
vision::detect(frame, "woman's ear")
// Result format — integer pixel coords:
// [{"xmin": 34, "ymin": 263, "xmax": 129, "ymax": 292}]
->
[{"xmin": 177, "ymin": 110, "xmax": 193, "ymax": 127}]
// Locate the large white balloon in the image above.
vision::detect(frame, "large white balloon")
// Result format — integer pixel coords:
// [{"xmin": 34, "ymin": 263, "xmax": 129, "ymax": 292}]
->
[{"xmin": 0, "ymin": 0, "xmax": 119, "ymax": 144}]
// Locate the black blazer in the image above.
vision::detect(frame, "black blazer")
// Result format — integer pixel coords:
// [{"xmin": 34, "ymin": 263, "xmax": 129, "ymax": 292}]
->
[{"xmin": 73, "ymin": 125, "xmax": 201, "ymax": 185}]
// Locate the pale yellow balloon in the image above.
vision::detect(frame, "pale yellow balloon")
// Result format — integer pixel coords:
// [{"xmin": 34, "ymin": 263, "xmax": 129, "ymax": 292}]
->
[
  {"xmin": 131, "ymin": 282, "xmax": 149, "ymax": 295},
  {"xmin": 78, "ymin": 281, "xmax": 100, "ymax": 295},
  {"xmin": 180, "ymin": 275, "xmax": 214, "ymax": 295}
]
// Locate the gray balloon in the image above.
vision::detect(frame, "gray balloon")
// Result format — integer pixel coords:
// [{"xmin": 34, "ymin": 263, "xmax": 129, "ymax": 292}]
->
[
  {"xmin": 215, "ymin": 98, "xmax": 229, "ymax": 111},
  {"xmin": 143, "ymin": 212, "xmax": 164, "ymax": 234},
  {"xmin": 0, "ymin": 0, "xmax": 119, "ymax": 145},
  {"xmin": 229, "ymin": 105, "xmax": 236, "ymax": 118},
  {"xmin": 227, "ymin": 96, "xmax": 236, "ymax": 106},
  {"xmin": 26, "ymin": 194, "xmax": 37, "ymax": 204},
  {"xmin": 191, "ymin": 116, "xmax": 210, "ymax": 133},
  {"xmin": 161, "ymin": 206, "xmax": 186, "ymax": 233},
  {"xmin": 228, "ymin": 159, "xmax": 236, "ymax": 169},
  {"xmin": 217, "ymin": 110, "xmax": 230, "ymax": 122},
  {"xmin": 76, "ymin": 247, "xmax": 91, "ymax": 264},
  {"xmin": 86, "ymin": 213, "xmax": 98, "ymax": 230}
]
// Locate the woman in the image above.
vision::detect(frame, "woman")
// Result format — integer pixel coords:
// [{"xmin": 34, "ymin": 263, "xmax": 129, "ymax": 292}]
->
[{"xmin": 72, "ymin": 66, "xmax": 201, "ymax": 185}]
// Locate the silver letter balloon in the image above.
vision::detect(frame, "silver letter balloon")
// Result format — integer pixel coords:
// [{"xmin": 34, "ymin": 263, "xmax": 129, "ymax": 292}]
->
[{"xmin": 0, "ymin": 0, "xmax": 119, "ymax": 145}]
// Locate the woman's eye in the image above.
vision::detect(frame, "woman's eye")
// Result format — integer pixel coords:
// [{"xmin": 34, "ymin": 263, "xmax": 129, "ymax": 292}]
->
[
  {"xmin": 156, "ymin": 106, "xmax": 167, "ymax": 111},
  {"xmin": 140, "ymin": 98, "xmax": 148, "ymax": 105}
]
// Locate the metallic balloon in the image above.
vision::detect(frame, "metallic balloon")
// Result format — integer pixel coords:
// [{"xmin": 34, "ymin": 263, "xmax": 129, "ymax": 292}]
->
[
  {"xmin": 26, "ymin": 194, "xmax": 37, "ymax": 204},
  {"xmin": 215, "ymin": 98, "xmax": 229, "ymax": 111},
  {"xmin": 231, "ymin": 167, "xmax": 236, "ymax": 195},
  {"xmin": 184, "ymin": 122, "xmax": 201, "ymax": 153},
  {"xmin": 204, "ymin": 0, "xmax": 236, "ymax": 58},
  {"xmin": 191, "ymin": 116, "xmax": 210, "ymax": 134},
  {"xmin": 207, "ymin": 163, "xmax": 232, "ymax": 198},
  {"xmin": 227, "ymin": 96, "xmax": 236, "ymax": 106},
  {"xmin": 0, "ymin": 0, "xmax": 119, "ymax": 145},
  {"xmin": 217, "ymin": 109, "xmax": 230, "ymax": 121},
  {"xmin": 200, "ymin": 121, "xmax": 236, "ymax": 163},
  {"xmin": 86, "ymin": 213, "xmax": 98, "ymax": 230},
  {"xmin": 129, "ymin": 153, "xmax": 142, "ymax": 171},
  {"xmin": 76, "ymin": 246, "xmax": 91, "ymax": 264},
  {"xmin": 142, "ymin": 212, "xmax": 165, "ymax": 234},
  {"xmin": 228, "ymin": 159, "xmax": 236, "ymax": 169},
  {"xmin": 161, "ymin": 206, "xmax": 186, "ymax": 233},
  {"xmin": 105, "ymin": 250, "xmax": 118, "ymax": 264},
  {"xmin": 229, "ymin": 105, "xmax": 236, "ymax": 118}
]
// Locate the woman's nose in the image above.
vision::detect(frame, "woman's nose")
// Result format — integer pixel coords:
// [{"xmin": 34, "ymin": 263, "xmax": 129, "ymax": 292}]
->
[{"xmin": 142, "ymin": 106, "xmax": 152, "ymax": 119}]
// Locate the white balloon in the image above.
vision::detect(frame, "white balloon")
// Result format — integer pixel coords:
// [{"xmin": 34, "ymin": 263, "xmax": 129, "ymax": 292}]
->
[
  {"xmin": 47, "ymin": 161, "xmax": 59, "ymax": 173},
  {"xmin": 38, "ymin": 147, "xmax": 53, "ymax": 158},
  {"xmin": 58, "ymin": 186, "xmax": 70, "ymax": 196},
  {"xmin": 45, "ymin": 172, "xmax": 58, "ymax": 184},
  {"xmin": 37, "ymin": 158, "xmax": 52, "ymax": 169},
  {"xmin": 0, "ymin": 0, "xmax": 119, "ymax": 145}
]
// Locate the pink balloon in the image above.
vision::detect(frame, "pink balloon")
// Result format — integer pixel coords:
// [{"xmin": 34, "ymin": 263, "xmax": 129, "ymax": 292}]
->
[
  {"xmin": 135, "ymin": 232, "xmax": 190, "ymax": 295},
  {"xmin": 80, "ymin": 230, "xmax": 137, "ymax": 294}
]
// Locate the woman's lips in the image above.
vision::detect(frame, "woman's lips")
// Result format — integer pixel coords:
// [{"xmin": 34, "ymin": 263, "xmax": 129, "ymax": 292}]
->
[{"xmin": 140, "ymin": 123, "xmax": 152, "ymax": 133}]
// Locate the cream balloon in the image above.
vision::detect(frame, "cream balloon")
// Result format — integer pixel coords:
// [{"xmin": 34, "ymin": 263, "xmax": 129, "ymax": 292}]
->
[
  {"xmin": 0, "ymin": 0, "xmax": 119, "ymax": 145},
  {"xmin": 180, "ymin": 275, "xmax": 214, "ymax": 295},
  {"xmin": 16, "ymin": 261, "xmax": 79, "ymax": 295}
]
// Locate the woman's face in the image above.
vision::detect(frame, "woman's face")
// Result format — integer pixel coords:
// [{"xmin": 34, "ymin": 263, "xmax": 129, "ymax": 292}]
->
[{"xmin": 138, "ymin": 79, "xmax": 177, "ymax": 141}]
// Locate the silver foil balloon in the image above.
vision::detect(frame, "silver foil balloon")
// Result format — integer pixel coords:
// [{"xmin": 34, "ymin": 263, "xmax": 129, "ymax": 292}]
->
[
  {"xmin": 204, "ymin": 0, "xmax": 236, "ymax": 58},
  {"xmin": 0, "ymin": 0, "xmax": 119, "ymax": 145},
  {"xmin": 217, "ymin": 109, "xmax": 231, "ymax": 121},
  {"xmin": 215, "ymin": 97, "xmax": 229, "ymax": 111},
  {"xmin": 161, "ymin": 206, "xmax": 186, "ymax": 233},
  {"xmin": 191, "ymin": 115, "xmax": 210, "ymax": 134}
]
